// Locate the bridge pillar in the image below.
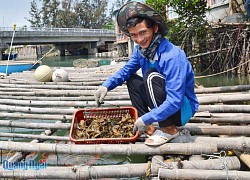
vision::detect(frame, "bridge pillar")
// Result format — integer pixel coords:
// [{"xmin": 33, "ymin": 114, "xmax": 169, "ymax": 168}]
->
[
  {"xmin": 0, "ymin": 49, "xmax": 2, "ymax": 60},
  {"xmin": 0, "ymin": 41, "xmax": 7, "ymax": 60},
  {"xmin": 87, "ymin": 42, "xmax": 98, "ymax": 55},
  {"xmin": 60, "ymin": 49, "xmax": 65, "ymax": 56},
  {"xmin": 55, "ymin": 44, "xmax": 66, "ymax": 56},
  {"xmin": 0, "ymin": 47, "xmax": 7, "ymax": 60}
]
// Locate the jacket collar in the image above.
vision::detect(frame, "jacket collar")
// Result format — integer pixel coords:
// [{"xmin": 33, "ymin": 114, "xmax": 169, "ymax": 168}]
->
[{"xmin": 158, "ymin": 38, "xmax": 168, "ymax": 54}]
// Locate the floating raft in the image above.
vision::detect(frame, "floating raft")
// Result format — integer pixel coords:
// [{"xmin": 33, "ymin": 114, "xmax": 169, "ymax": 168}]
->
[{"xmin": 0, "ymin": 63, "xmax": 249, "ymax": 179}]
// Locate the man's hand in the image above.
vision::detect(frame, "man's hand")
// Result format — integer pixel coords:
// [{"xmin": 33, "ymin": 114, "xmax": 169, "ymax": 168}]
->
[
  {"xmin": 94, "ymin": 86, "xmax": 108, "ymax": 107},
  {"xmin": 133, "ymin": 117, "xmax": 148, "ymax": 135}
]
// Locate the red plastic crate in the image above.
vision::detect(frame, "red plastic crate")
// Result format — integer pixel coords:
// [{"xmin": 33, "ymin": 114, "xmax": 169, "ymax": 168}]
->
[{"xmin": 69, "ymin": 106, "xmax": 139, "ymax": 144}]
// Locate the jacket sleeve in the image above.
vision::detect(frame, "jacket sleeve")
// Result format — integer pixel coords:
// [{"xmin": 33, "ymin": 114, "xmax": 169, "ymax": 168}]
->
[
  {"xmin": 102, "ymin": 48, "xmax": 141, "ymax": 91},
  {"xmin": 141, "ymin": 48, "xmax": 190, "ymax": 125}
]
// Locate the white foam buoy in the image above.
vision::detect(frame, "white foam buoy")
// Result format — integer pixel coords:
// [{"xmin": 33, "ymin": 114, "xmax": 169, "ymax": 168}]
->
[
  {"xmin": 110, "ymin": 60, "xmax": 117, "ymax": 65},
  {"xmin": 34, "ymin": 65, "xmax": 52, "ymax": 82},
  {"xmin": 52, "ymin": 68, "xmax": 69, "ymax": 82}
]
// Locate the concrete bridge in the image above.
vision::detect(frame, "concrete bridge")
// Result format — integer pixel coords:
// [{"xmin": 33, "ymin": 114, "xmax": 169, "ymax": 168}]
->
[{"xmin": 0, "ymin": 26, "xmax": 116, "ymax": 60}]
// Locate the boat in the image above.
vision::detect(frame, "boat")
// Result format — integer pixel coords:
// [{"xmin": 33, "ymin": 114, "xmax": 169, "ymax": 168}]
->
[
  {"xmin": 1, "ymin": 52, "xmax": 18, "ymax": 60},
  {"xmin": 99, "ymin": 59, "xmax": 111, "ymax": 66},
  {"xmin": 0, "ymin": 60, "xmax": 40, "ymax": 75}
]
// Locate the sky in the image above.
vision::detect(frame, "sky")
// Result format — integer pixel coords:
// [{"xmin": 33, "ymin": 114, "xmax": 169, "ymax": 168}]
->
[
  {"xmin": 0, "ymin": 0, "xmax": 118, "ymax": 28},
  {"xmin": 1, "ymin": 0, "xmax": 32, "ymax": 27}
]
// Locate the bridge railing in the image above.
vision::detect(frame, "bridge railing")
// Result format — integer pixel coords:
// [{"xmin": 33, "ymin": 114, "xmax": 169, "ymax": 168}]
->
[
  {"xmin": 0, "ymin": 27, "xmax": 116, "ymax": 36},
  {"xmin": 0, "ymin": 27, "xmax": 115, "ymax": 33}
]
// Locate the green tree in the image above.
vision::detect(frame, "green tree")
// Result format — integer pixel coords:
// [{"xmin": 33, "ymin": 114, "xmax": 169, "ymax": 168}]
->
[
  {"xmin": 57, "ymin": 0, "xmax": 78, "ymax": 27},
  {"xmin": 145, "ymin": 0, "xmax": 168, "ymax": 21},
  {"xmin": 146, "ymin": 0, "xmax": 209, "ymax": 55},
  {"xmin": 48, "ymin": 0, "xmax": 60, "ymax": 27},
  {"xmin": 28, "ymin": 0, "xmax": 113, "ymax": 29},
  {"xmin": 73, "ymin": 0, "xmax": 111, "ymax": 29},
  {"xmin": 27, "ymin": 0, "xmax": 42, "ymax": 27},
  {"xmin": 41, "ymin": 0, "xmax": 51, "ymax": 27}
]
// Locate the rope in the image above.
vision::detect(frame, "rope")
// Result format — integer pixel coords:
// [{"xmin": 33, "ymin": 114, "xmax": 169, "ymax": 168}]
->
[
  {"xmin": 88, "ymin": 165, "xmax": 98, "ymax": 180},
  {"xmin": 26, "ymin": 46, "xmax": 56, "ymax": 71},
  {"xmin": 195, "ymin": 58, "xmax": 250, "ymax": 79},
  {"xmin": 201, "ymin": 150, "xmax": 229, "ymax": 180},
  {"xmin": 146, "ymin": 160, "xmax": 151, "ymax": 178},
  {"xmin": 37, "ymin": 46, "xmax": 55, "ymax": 62}
]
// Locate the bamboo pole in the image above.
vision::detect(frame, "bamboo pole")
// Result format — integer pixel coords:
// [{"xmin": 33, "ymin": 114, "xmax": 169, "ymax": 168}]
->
[
  {"xmin": 172, "ymin": 136, "xmax": 250, "ymax": 151},
  {"xmin": 0, "ymin": 112, "xmax": 72, "ymax": 120},
  {"xmin": 0, "ymin": 94, "xmax": 130, "ymax": 101},
  {"xmin": 0, "ymin": 141, "xmax": 218, "ymax": 155},
  {"xmin": 0, "ymin": 98, "xmax": 131, "ymax": 107},
  {"xmin": 0, "ymin": 164, "xmax": 147, "ymax": 179},
  {"xmin": 0, "ymin": 132, "xmax": 69, "ymax": 141},
  {"xmin": 0, "ymin": 104, "xmax": 75, "ymax": 114},
  {"xmin": 0, "ymin": 89, "xmax": 97, "ymax": 95},
  {"xmin": 1, "ymin": 76, "xmax": 107, "ymax": 86},
  {"xmin": 0, "ymin": 103, "xmax": 133, "ymax": 115},
  {"xmin": 0, "ymin": 83, "xmax": 100, "ymax": 90},
  {"xmin": 0, "ymin": 89, "xmax": 128, "ymax": 96},
  {"xmin": 0, "ymin": 135, "xmax": 249, "ymax": 154},
  {"xmin": 180, "ymin": 125, "xmax": 250, "ymax": 136},
  {"xmin": 189, "ymin": 155, "xmax": 204, "ymax": 161},
  {"xmin": 154, "ymin": 156, "xmax": 240, "ymax": 170},
  {"xmin": 0, "ymin": 157, "xmax": 242, "ymax": 179},
  {"xmin": 0, "ymin": 83, "xmax": 127, "ymax": 92},
  {"xmin": 191, "ymin": 114, "xmax": 250, "ymax": 124},
  {"xmin": 197, "ymin": 112, "xmax": 250, "ymax": 119},
  {"xmin": 198, "ymin": 93, "xmax": 250, "ymax": 104},
  {"xmin": 0, "ymin": 120, "xmax": 70, "ymax": 129},
  {"xmin": 158, "ymin": 169, "xmax": 250, "ymax": 179},
  {"xmin": 195, "ymin": 84, "xmax": 250, "ymax": 94},
  {"xmin": 151, "ymin": 155, "xmax": 164, "ymax": 175},
  {"xmin": 196, "ymin": 92, "xmax": 250, "ymax": 97},
  {"xmin": 198, "ymin": 105, "xmax": 250, "ymax": 113},
  {"xmin": 0, "ymin": 99, "xmax": 95, "ymax": 107},
  {"xmin": 0, "ymin": 78, "xmax": 107, "ymax": 85}
]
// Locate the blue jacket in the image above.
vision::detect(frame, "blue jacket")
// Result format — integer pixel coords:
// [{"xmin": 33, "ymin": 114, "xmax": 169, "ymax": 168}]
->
[{"xmin": 102, "ymin": 38, "xmax": 199, "ymax": 125}]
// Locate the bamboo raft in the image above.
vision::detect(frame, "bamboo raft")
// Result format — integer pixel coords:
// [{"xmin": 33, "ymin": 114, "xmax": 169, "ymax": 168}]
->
[{"xmin": 0, "ymin": 63, "xmax": 249, "ymax": 179}]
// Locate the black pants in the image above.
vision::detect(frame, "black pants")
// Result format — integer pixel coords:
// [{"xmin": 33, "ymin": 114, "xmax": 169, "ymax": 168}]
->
[{"xmin": 126, "ymin": 68, "xmax": 181, "ymax": 128}]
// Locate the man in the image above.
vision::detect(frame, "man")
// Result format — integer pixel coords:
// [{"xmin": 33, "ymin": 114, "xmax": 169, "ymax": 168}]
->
[{"xmin": 95, "ymin": 2, "xmax": 199, "ymax": 146}]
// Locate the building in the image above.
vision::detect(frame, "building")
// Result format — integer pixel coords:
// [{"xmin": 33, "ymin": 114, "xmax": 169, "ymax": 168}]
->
[{"xmin": 166, "ymin": 0, "xmax": 247, "ymax": 23}]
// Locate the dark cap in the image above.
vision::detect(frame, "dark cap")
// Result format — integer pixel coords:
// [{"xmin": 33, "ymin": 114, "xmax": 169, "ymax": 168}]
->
[{"xmin": 116, "ymin": 2, "xmax": 168, "ymax": 36}]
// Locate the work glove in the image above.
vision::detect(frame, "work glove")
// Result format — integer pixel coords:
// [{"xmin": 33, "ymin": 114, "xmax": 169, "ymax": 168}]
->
[
  {"xmin": 133, "ymin": 117, "xmax": 148, "ymax": 135},
  {"xmin": 94, "ymin": 86, "xmax": 108, "ymax": 107}
]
